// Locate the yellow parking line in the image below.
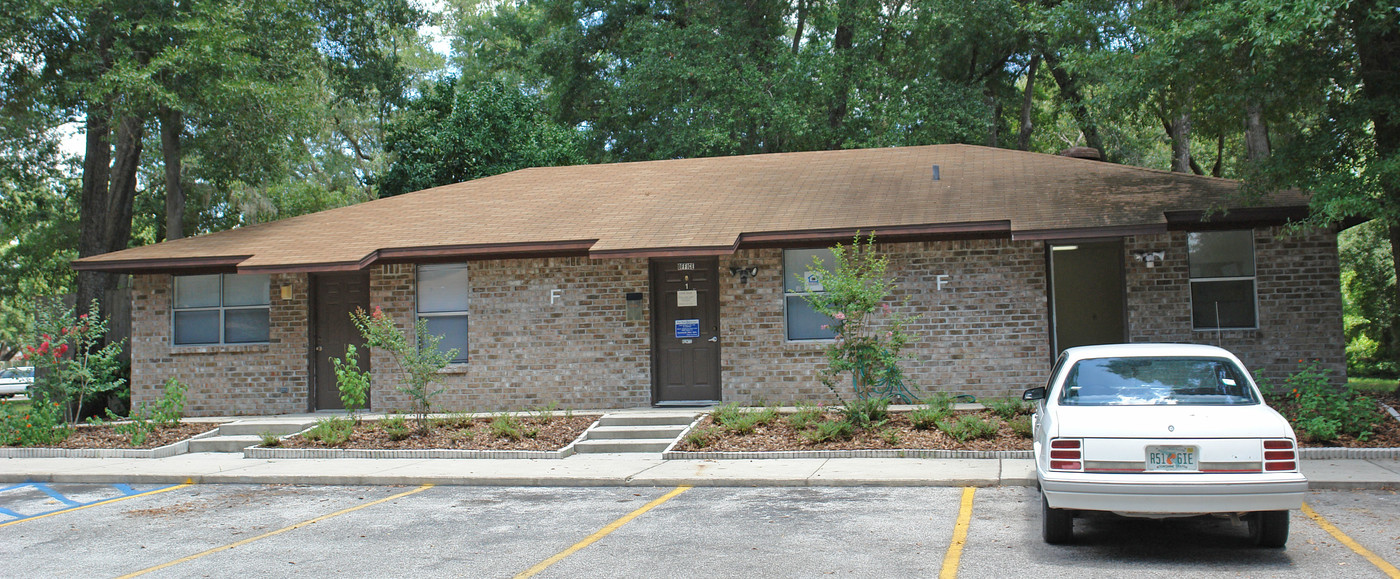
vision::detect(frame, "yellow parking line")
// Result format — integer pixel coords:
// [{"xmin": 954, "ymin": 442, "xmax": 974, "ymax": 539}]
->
[
  {"xmin": 116, "ymin": 483, "xmax": 434, "ymax": 579},
  {"xmin": 1302, "ymin": 502, "xmax": 1400, "ymax": 578},
  {"xmin": 0, "ymin": 483, "xmax": 192, "ymax": 529},
  {"xmin": 939, "ymin": 487, "xmax": 976, "ymax": 579},
  {"xmin": 514, "ymin": 485, "xmax": 692, "ymax": 579}
]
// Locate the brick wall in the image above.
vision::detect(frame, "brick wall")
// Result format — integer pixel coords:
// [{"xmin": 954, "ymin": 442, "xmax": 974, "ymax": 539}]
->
[
  {"xmin": 719, "ymin": 240, "xmax": 1051, "ymax": 405},
  {"xmin": 1124, "ymin": 227, "xmax": 1346, "ymax": 386},
  {"xmin": 366, "ymin": 258, "xmax": 653, "ymax": 413},
  {"xmin": 128, "ymin": 225, "xmax": 1343, "ymax": 416},
  {"xmin": 130, "ymin": 273, "xmax": 310, "ymax": 416}
]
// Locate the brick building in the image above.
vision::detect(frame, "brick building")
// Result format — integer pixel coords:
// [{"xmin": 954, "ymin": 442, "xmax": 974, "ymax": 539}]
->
[{"xmin": 75, "ymin": 145, "xmax": 1344, "ymax": 417}]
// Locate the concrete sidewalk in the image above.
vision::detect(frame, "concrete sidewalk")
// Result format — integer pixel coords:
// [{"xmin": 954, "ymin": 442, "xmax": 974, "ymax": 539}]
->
[{"xmin": 1, "ymin": 453, "xmax": 1396, "ymax": 489}]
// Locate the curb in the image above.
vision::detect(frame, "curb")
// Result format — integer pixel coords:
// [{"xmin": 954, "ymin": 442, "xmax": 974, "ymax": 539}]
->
[
  {"xmin": 664, "ymin": 449, "xmax": 1034, "ymax": 460},
  {"xmin": 241, "ymin": 419, "xmax": 601, "ymax": 460},
  {"xmin": 0, "ymin": 427, "xmax": 222, "ymax": 459}
]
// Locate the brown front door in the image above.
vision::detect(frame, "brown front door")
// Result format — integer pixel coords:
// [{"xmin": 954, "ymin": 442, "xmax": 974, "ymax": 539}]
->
[
  {"xmin": 651, "ymin": 258, "xmax": 722, "ymax": 404},
  {"xmin": 311, "ymin": 272, "xmax": 371, "ymax": 410}
]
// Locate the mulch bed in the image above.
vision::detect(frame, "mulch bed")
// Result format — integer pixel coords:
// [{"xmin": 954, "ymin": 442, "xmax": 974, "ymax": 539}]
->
[
  {"xmin": 674, "ymin": 410, "xmax": 1033, "ymax": 453},
  {"xmin": 1263, "ymin": 394, "xmax": 1400, "ymax": 448},
  {"xmin": 278, "ymin": 415, "xmax": 596, "ymax": 451},
  {"xmin": 40, "ymin": 422, "xmax": 223, "ymax": 450}
]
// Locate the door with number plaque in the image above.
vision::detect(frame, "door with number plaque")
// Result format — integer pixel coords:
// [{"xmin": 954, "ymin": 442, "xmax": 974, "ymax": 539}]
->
[{"xmin": 651, "ymin": 258, "xmax": 721, "ymax": 404}]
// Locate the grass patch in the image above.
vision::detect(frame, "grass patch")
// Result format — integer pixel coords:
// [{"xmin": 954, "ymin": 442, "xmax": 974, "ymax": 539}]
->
[{"xmin": 1348, "ymin": 377, "xmax": 1398, "ymax": 395}]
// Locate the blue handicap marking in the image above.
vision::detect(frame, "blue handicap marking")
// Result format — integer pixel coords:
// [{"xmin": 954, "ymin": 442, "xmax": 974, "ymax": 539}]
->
[
  {"xmin": 0, "ymin": 482, "xmax": 178, "ymax": 522},
  {"xmin": 32, "ymin": 483, "xmax": 83, "ymax": 507}
]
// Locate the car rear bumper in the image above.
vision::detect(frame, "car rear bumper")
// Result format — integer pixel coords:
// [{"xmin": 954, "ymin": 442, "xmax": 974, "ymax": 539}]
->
[
  {"xmin": 1041, "ymin": 471, "xmax": 1307, "ymax": 514},
  {"xmin": 0, "ymin": 384, "xmax": 26, "ymax": 397}
]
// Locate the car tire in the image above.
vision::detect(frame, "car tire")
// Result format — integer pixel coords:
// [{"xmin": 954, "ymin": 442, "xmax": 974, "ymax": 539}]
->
[
  {"xmin": 1042, "ymin": 493, "xmax": 1074, "ymax": 544},
  {"xmin": 1249, "ymin": 510, "xmax": 1289, "ymax": 548}
]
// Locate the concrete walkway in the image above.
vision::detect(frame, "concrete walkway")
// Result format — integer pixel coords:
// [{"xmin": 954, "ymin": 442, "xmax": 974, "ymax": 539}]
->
[{"xmin": 1, "ymin": 453, "xmax": 1397, "ymax": 489}]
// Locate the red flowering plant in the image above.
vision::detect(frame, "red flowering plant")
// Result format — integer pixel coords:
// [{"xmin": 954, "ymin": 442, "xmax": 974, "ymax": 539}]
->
[
  {"xmin": 350, "ymin": 306, "xmax": 458, "ymax": 432},
  {"xmin": 23, "ymin": 300, "xmax": 127, "ymax": 427},
  {"xmin": 798, "ymin": 234, "xmax": 916, "ymax": 402}
]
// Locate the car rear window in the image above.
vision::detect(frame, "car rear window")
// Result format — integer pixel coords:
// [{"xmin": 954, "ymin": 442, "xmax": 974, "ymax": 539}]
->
[{"xmin": 1058, "ymin": 356, "xmax": 1259, "ymax": 406}]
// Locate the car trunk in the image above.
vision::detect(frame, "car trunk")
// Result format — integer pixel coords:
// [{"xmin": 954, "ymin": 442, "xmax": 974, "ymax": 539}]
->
[{"xmin": 1052, "ymin": 405, "xmax": 1293, "ymax": 473}]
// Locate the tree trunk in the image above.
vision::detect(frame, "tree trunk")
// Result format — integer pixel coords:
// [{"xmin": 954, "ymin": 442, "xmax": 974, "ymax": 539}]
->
[
  {"xmin": 160, "ymin": 108, "xmax": 185, "ymax": 240},
  {"xmin": 791, "ymin": 0, "xmax": 806, "ymax": 55},
  {"xmin": 1042, "ymin": 50, "xmax": 1105, "ymax": 160},
  {"xmin": 985, "ymin": 89, "xmax": 1001, "ymax": 147},
  {"xmin": 826, "ymin": 0, "xmax": 856, "ymax": 149},
  {"xmin": 76, "ymin": 106, "xmax": 113, "ymax": 316},
  {"xmin": 1017, "ymin": 54, "xmax": 1040, "ymax": 151},
  {"xmin": 1244, "ymin": 101, "xmax": 1271, "ymax": 162},
  {"xmin": 1211, "ymin": 134, "xmax": 1224, "ymax": 177},
  {"xmin": 76, "ymin": 115, "xmax": 143, "ymax": 319},
  {"xmin": 1170, "ymin": 110, "xmax": 1191, "ymax": 173}
]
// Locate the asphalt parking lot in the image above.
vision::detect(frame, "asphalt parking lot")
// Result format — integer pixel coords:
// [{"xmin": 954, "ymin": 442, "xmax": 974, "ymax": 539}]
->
[{"xmin": 1, "ymin": 483, "xmax": 1397, "ymax": 578}]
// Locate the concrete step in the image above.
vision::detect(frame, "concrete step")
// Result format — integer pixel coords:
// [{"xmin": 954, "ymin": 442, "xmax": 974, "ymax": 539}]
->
[
  {"xmin": 596, "ymin": 413, "xmax": 698, "ymax": 427},
  {"xmin": 573, "ymin": 438, "xmax": 676, "ymax": 453},
  {"xmin": 586, "ymin": 425, "xmax": 687, "ymax": 440},
  {"xmin": 187, "ymin": 435, "xmax": 263, "ymax": 453},
  {"xmin": 217, "ymin": 420, "xmax": 318, "ymax": 436}
]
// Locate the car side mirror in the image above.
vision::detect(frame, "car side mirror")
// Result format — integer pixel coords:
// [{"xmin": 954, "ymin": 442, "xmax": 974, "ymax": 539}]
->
[{"xmin": 1022, "ymin": 387, "xmax": 1046, "ymax": 401}]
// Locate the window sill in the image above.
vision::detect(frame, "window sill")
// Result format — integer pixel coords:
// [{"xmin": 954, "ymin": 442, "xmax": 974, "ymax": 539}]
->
[
  {"xmin": 437, "ymin": 363, "xmax": 470, "ymax": 375},
  {"xmin": 169, "ymin": 344, "xmax": 271, "ymax": 355}
]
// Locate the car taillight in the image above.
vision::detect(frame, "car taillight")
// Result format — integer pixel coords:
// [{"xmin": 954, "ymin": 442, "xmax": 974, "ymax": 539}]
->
[
  {"xmin": 1262, "ymin": 439, "xmax": 1296, "ymax": 472},
  {"xmin": 1049, "ymin": 438, "xmax": 1082, "ymax": 471}
]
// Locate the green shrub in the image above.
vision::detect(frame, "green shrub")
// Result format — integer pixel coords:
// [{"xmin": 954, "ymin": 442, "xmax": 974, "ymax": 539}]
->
[
  {"xmin": 985, "ymin": 398, "xmax": 1029, "ymax": 420},
  {"xmin": 490, "ymin": 413, "xmax": 524, "ymax": 440},
  {"xmin": 93, "ymin": 378, "xmax": 188, "ymax": 447},
  {"xmin": 684, "ymin": 426, "xmax": 719, "ymax": 448},
  {"xmin": 258, "ymin": 431, "xmax": 282, "ymax": 447},
  {"xmin": 879, "ymin": 428, "xmax": 901, "ymax": 445},
  {"xmin": 786, "ymin": 403, "xmax": 824, "ymax": 430},
  {"xmin": 434, "ymin": 412, "xmax": 475, "ymax": 429},
  {"xmin": 305, "ymin": 417, "xmax": 353, "ymax": 446},
  {"xmin": 908, "ymin": 403, "xmax": 951, "ymax": 430},
  {"xmin": 0, "ymin": 398, "xmax": 70, "ymax": 447},
  {"xmin": 803, "ymin": 419, "xmax": 855, "ymax": 443},
  {"xmin": 938, "ymin": 414, "xmax": 1000, "ymax": 442},
  {"xmin": 840, "ymin": 396, "xmax": 890, "ymax": 429},
  {"xmin": 711, "ymin": 403, "xmax": 743, "ymax": 427},
  {"xmin": 1008, "ymin": 415, "xmax": 1033, "ymax": 439},
  {"xmin": 715, "ymin": 405, "xmax": 777, "ymax": 434},
  {"xmin": 331, "ymin": 345, "xmax": 371, "ymax": 422},
  {"xmin": 382, "ymin": 414, "xmax": 411, "ymax": 441},
  {"xmin": 1269, "ymin": 362, "xmax": 1383, "ymax": 442},
  {"xmin": 921, "ymin": 392, "xmax": 954, "ymax": 412},
  {"xmin": 533, "ymin": 402, "xmax": 559, "ymax": 421}
]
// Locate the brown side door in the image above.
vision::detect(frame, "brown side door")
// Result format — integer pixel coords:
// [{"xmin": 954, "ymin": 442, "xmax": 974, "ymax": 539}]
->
[
  {"xmin": 650, "ymin": 258, "xmax": 722, "ymax": 404},
  {"xmin": 311, "ymin": 272, "xmax": 371, "ymax": 410}
]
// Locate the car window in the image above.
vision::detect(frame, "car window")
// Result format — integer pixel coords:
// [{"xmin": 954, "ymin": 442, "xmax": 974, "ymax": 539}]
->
[
  {"xmin": 0, "ymin": 369, "xmax": 15, "ymax": 379},
  {"xmin": 1058, "ymin": 356, "xmax": 1259, "ymax": 406}
]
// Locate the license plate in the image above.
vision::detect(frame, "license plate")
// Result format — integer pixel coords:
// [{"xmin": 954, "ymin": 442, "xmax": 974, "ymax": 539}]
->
[{"xmin": 1146, "ymin": 445, "xmax": 1198, "ymax": 471}]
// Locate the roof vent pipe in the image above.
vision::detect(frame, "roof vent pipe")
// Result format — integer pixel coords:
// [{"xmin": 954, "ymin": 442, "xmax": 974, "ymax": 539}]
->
[{"xmin": 931, "ymin": 165, "xmax": 940, "ymax": 181}]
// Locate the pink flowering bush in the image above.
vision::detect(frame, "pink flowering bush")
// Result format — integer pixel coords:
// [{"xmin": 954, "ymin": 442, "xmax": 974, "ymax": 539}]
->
[
  {"xmin": 23, "ymin": 300, "xmax": 126, "ymax": 426},
  {"xmin": 798, "ymin": 234, "xmax": 915, "ymax": 400}
]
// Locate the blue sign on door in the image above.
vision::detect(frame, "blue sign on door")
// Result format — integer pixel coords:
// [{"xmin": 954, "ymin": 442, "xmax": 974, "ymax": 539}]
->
[{"xmin": 675, "ymin": 319, "xmax": 700, "ymax": 338}]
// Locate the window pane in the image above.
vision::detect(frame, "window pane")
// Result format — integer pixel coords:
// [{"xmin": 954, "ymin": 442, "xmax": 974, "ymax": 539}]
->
[
  {"xmin": 1188, "ymin": 231, "xmax": 1255, "ymax": 278},
  {"xmin": 422, "ymin": 315, "xmax": 469, "ymax": 362},
  {"xmin": 174, "ymin": 275, "xmax": 221, "ymax": 309},
  {"xmin": 418, "ymin": 265, "xmax": 470, "ymax": 313},
  {"xmin": 174, "ymin": 310, "xmax": 220, "ymax": 344},
  {"xmin": 786, "ymin": 296, "xmax": 837, "ymax": 340},
  {"xmin": 783, "ymin": 249, "xmax": 835, "ymax": 292},
  {"xmin": 1192, "ymin": 280, "xmax": 1256, "ymax": 329},
  {"xmin": 224, "ymin": 308, "xmax": 270, "ymax": 343},
  {"xmin": 223, "ymin": 274, "xmax": 270, "ymax": 306}
]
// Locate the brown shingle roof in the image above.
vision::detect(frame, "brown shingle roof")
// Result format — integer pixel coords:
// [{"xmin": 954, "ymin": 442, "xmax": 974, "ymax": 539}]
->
[{"xmin": 74, "ymin": 144, "xmax": 1309, "ymax": 273}]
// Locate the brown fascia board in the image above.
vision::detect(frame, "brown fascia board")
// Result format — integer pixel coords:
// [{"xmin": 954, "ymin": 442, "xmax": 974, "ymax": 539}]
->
[
  {"xmin": 588, "ymin": 244, "xmax": 740, "ymax": 259},
  {"xmin": 1012, "ymin": 224, "xmax": 1170, "ymax": 241},
  {"xmin": 237, "ymin": 240, "xmax": 603, "ymax": 274},
  {"xmin": 738, "ymin": 221, "xmax": 1013, "ymax": 249},
  {"xmin": 1163, "ymin": 206, "xmax": 1311, "ymax": 230},
  {"xmin": 69, "ymin": 255, "xmax": 251, "ymax": 274}
]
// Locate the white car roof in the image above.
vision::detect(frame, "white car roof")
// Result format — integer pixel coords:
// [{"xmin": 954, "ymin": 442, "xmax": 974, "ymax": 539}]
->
[{"xmin": 1060, "ymin": 343, "xmax": 1247, "ymax": 365}]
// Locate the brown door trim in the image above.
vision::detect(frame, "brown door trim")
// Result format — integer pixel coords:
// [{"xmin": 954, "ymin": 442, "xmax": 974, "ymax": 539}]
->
[{"xmin": 309, "ymin": 271, "xmax": 371, "ymax": 411}]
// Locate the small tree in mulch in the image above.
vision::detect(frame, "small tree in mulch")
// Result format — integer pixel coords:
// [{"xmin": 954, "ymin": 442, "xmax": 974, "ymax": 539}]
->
[
  {"xmin": 351, "ymin": 306, "xmax": 458, "ymax": 432},
  {"xmin": 799, "ymin": 234, "xmax": 916, "ymax": 401},
  {"xmin": 23, "ymin": 300, "xmax": 126, "ymax": 426}
]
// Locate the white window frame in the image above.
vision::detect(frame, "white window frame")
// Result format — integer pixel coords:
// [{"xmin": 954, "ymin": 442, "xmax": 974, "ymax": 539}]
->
[
  {"xmin": 416, "ymin": 263, "xmax": 470, "ymax": 363},
  {"xmin": 1188, "ymin": 230, "xmax": 1260, "ymax": 331},
  {"xmin": 171, "ymin": 274, "xmax": 271, "ymax": 345},
  {"xmin": 783, "ymin": 248, "xmax": 838, "ymax": 342}
]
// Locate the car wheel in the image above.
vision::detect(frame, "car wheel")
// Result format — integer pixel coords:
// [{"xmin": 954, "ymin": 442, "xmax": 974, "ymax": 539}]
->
[
  {"xmin": 1249, "ymin": 510, "xmax": 1289, "ymax": 548},
  {"xmin": 1042, "ymin": 493, "xmax": 1074, "ymax": 544}
]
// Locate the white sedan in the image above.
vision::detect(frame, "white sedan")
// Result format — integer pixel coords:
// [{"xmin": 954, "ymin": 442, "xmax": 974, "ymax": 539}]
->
[
  {"xmin": 1023, "ymin": 344, "xmax": 1306, "ymax": 548},
  {"xmin": 0, "ymin": 366, "xmax": 34, "ymax": 398}
]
